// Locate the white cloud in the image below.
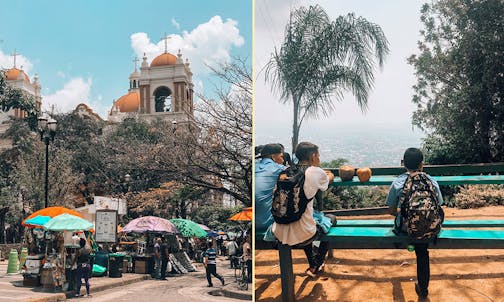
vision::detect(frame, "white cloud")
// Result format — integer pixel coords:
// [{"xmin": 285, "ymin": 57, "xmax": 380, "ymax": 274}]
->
[
  {"xmin": 42, "ymin": 77, "xmax": 92, "ymax": 114},
  {"xmin": 0, "ymin": 49, "xmax": 34, "ymax": 75},
  {"xmin": 171, "ymin": 18, "xmax": 180, "ymax": 30},
  {"xmin": 130, "ymin": 16, "xmax": 244, "ymax": 77},
  {"xmin": 56, "ymin": 71, "xmax": 66, "ymax": 78}
]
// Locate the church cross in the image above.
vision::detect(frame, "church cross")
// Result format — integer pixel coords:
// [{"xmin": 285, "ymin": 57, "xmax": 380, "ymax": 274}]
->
[
  {"xmin": 160, "ymin": 32, "xmax": 171, "ymax": 53},
  {"xmin": 11, "ymin": 49, "xmax": 19, "ymax": 68},
  {"xmin": 132, "ymin": 56, "xmax": 140, "ymax": 71}
]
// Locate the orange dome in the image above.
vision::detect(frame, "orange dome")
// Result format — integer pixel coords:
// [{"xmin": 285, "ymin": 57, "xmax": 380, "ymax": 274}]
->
[
  {"xmin": 5, "ymin": 68, "xmax": 30, "ymax": 83},
  {"xmin": 115, "ymin": 91, "xmax": 140, "ymax": 112},
  {"xmin": 150, "ymin": 52, "xmax": 177, "ymax": 67}
]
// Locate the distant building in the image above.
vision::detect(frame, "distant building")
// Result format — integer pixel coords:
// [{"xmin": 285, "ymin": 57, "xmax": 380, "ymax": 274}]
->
[
  {"xmin": 0, "ymin": 51, "xmax": 42, "ymax": 149},
  {"xmin": 73, "ymin": 103, "xmax": 103, "ymax": 122},
  {"xmin": 108, "ymin": 48, "xmax": 195, "ymax": 126}
]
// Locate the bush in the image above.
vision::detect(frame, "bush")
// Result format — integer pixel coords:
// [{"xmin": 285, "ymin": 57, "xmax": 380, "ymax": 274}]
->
[
  {"xmin": 323, "ymin": 186, "xmax": 389, "ymax": 210},
  {"xmin": 454, "ymin": 185, "xmax": 504, "ymax": 209}
]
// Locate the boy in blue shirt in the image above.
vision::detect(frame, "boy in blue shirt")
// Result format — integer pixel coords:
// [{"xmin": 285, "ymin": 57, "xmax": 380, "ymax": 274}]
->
[
  {"xmin": 386, "ymin": 148, "xmax": 444, "ymax": 298},
  {"xmin": 203, "ymin": 242, "xmax": 225, "ymax": 287}
]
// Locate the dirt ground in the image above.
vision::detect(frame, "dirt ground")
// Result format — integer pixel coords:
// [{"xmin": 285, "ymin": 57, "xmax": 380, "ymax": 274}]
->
[{"xmin": 254, "ymin": 206, "xmax": 504, "ymax": 302}]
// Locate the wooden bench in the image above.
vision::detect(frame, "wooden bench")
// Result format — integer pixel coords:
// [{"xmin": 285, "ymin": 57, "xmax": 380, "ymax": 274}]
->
[{"xmin": 255, "ymin": 163, "xmax": 504, "ymax": 302}]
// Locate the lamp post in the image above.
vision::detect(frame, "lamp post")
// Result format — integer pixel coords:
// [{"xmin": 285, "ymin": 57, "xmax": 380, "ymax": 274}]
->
[{"xmin": 38, "ymin": 115, "xmax": 57, "ymax": 208}]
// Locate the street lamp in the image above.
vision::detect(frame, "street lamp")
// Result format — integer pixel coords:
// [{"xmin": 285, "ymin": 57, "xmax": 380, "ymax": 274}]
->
[{"xmin": 38, "ymin": 115, "xmax": 57, "ymax": 208}]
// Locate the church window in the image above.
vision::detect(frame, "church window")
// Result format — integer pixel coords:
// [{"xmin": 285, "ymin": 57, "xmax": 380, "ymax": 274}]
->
[{"xmin": 154, "ymin": 87, "xmax": 172, "ymax": 113}]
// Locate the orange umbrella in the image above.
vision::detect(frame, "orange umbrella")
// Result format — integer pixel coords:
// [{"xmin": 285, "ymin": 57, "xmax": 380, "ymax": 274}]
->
[
  {"xmin": 22, "ymin": 206, "xmax": 83, "ymax": 226},
  {"xmin": 229, "ymin": 207, "xmax": 252, "ymax": 221}
]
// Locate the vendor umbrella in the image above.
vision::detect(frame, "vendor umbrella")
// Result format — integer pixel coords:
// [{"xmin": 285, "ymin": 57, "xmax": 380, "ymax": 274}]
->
[
  {"xmin": 23, "ymin": 215, "xmax": 51, "ymax": 228},
  {"xmin": 22, "ymin": 206, "xmax": 83, "ymax": 226},
  {"xmin": 198, "ymin": 223, "xmax": 211, "ymax": 232},
  {"xmin": 169, "ymin": 218, "xmax": 207, "ymax": 238},
  {"xmin": 43, "ymin": 213, "xmax": 93, "ymax": 231},
  {"xmin": 122, "ymin": 216, "xmax": 179, "ymax": 234},
  {"xmin": 207, "ymin": 231, "xmax": 219, "ymax": 238},
  {"xmin": 229, "ymin": 207, "xmax": 252, "ymax": 221}
]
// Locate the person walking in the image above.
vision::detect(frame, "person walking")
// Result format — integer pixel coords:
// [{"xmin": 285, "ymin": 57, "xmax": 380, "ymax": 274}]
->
[
  {"xmin": 203, "ymin": 241, "xmax": 225, "ymax": 287},
  {"xmin": 73, "ymin": 238, "xmax": 91, "ymax": 297}
]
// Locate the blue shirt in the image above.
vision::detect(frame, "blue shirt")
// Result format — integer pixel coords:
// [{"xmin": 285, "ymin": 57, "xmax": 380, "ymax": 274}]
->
[
  {"xmin": 204, "ymin": 248, "xmax": 217, "ymax": 265},
  {"xmin": 254, "ymin": 158, "xmax": 285, "ymax": 232},
  {"xmin": 386, "ymin": 173, "xmax": 444, "ymax": 225}
]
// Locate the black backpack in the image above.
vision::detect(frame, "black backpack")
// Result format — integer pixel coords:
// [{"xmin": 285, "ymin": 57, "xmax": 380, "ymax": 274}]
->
[
  {"xmin": 397, "ymin": 172, "xmax": 444, "ymax": 240},
  {"xmin": 271, "ymin": 165, "xmax": 311, "ymax": 224}
]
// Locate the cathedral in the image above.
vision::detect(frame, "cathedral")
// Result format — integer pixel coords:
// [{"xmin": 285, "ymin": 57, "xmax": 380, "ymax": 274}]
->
[
  {"xmin": 0, "ymin": 52, "xmax": 42, "ymax": 149},
  {"xmin": 108, "ymin": 47, "xmax": 195, "ymax": 125},
  {"xmin": 0, "ymin": 52, "xmax": 42, "ymax": 121}
]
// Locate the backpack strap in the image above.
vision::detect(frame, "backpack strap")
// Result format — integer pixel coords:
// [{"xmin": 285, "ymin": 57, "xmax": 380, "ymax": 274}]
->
[{"xmin": 395, "ymin": 173, "xmax": 414, "ymax": 232}]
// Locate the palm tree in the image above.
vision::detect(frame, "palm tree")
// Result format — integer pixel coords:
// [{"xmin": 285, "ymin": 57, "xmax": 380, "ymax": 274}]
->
[{"xmin": 265, "ymin": 5, "xmax": 390, "ymax": 152}]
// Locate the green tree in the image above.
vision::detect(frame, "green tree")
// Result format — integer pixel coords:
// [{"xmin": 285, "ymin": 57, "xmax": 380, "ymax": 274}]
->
[
  {"xmin": 265, "ymin": 5, "xmax": 389, "ymax": 151},
  {"xmin": 189, "ymin": 204, "xmax": 243, "ymax": 231},
  {"xmin": 0, "ymin": 71, "xmax": 40, "ymax": 130},
  {"xmin": 320, "ymin": 158, "xmax": 348, "ymax": 168},
  {"xmin": 409, "ymin": 0, "xmax": 504, "ymax": 164},
  {"xmin": 155, "ymin": 58, "xmax": 252, "ymax": 206}
]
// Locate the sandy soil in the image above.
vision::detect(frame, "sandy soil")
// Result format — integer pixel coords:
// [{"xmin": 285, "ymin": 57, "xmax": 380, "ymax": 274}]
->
[{"xmin": 254, "ymin": 206, "xmax": 504, "ymax": 302}]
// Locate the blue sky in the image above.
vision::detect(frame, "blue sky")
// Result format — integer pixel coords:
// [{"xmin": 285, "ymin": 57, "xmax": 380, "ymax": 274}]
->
[
  {"xmin": 0, "ymin": 0, "xmax": 251, "ymax": 119},
  {"xmin": 255, "ymin": 0, "xmax": 426, "ymax": 138}
]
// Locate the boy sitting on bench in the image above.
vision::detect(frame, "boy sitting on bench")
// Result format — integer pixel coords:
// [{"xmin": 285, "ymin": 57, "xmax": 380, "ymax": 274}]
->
[{"xmin": 386, "ymin": 147, "xmax": 444, "ymax": 298}]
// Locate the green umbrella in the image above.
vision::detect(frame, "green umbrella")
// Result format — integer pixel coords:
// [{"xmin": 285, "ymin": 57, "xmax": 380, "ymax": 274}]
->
[
  {"xmin": 43, "ymin": 213, "xmax": 93, "ymax": 231},
  {"xmin": 169, "ymin": 218, "xmax": 207, "ymax": 238}
]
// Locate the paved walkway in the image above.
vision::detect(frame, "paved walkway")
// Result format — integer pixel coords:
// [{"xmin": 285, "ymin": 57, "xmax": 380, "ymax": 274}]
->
[{"xmin": 0, "ymin": 256, "xmax": 251, "ymax": 302}]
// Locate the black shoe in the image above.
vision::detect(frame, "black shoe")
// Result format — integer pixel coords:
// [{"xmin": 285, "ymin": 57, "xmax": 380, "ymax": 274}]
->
[
  {"xmin": 415, "ymin": 283, "xmax": 428, "ymax": 298},
  {"xmin": 221, "ymin": 278, "xmax": 225, "ymax": 286},
  {"xmin": 207, "ymin": 284, "xmax": 213, "ymax": 287}
]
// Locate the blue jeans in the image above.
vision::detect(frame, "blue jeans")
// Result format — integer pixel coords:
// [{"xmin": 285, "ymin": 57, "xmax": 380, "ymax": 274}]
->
[
  {"xmin": 75, "ymin": 263, "xmax": 90, "ymax": 296},
  {"xmin": 154, "ymin": 257, "xmax": 161, "ymax": 279}
]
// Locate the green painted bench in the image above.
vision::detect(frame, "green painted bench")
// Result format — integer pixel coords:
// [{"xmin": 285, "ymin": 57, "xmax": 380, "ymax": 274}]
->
[
  {"xmin": 256, "ymin": 163, "xmax": 504, "ymax": 302},
  {"xmin": 255, "ymin": 221, "xmax": 504, "ymax": 302},
  {"xmin": 336, "ymin": 219, "xmax": 504, "ymax": 228}
]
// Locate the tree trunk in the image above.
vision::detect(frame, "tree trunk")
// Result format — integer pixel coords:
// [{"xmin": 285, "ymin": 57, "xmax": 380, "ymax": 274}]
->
[
  {"xmin": 0, "ymin": 207, "xmax": 8, "ymax": 244},
  {"xmin": 291, "ymin": 99, "xmax": 300, "ymax": 153}
]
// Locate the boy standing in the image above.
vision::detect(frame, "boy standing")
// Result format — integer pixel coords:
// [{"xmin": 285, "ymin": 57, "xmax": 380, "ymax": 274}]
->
[{"xmin": 386, "ymin": 147, "xmax": 444, "ymax": 298}]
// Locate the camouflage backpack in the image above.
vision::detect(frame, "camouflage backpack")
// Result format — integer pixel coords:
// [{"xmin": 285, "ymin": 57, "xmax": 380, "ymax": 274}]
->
[
  {"xmin": 398, "ymin": 172, "xmax": 444, "ymax": 240},
  {"xmin": 271, "ymin": 165, "xmax": 311, "ymax": 224}
]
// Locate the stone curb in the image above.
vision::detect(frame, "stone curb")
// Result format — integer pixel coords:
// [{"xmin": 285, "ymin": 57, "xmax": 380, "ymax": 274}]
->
[
  {"xmin": 66, "ymin": 275, "xmax": 151, "ymax": 299},
  {"xmin": 220, "ymin": 288, "xmax": 252, "ymax": 300},
  {"xmin": 20, "ymin": 274, "xmax": 151, "ymax": 302}
]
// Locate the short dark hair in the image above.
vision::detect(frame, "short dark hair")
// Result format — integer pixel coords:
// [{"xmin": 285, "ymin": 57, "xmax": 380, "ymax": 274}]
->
[
  {"xmin": 79, "ymin": 238, "xmax": 86, "ymax": 248},
  {"xmin": 283, "ymin": 152, "xmax": 293, "ymax": 166},
  {"xmin": 295, "ymin": 142, "xmax": 319, "ymax": 162},
  {"xmin": 260, "ymin": 143, "xmax": 283, "ymax": 158},
  {"xmin": 403, "ymin": 148, "xmax": 424, "ymax": 170},
  {"xmin": 207, "ymin": 241, "xmax": 213, "ymax": 249},
  {"xmin": 254, "ymin": 145, "xmax": 263, "ymax": 159}
]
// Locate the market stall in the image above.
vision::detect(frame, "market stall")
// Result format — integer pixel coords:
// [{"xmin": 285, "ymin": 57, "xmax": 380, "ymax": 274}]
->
[
  {"xmin": 21, "ymin": 209, "xmax": 94, "ymax": 291},
  {"xmin": 121, "ymin": 216, "xmax": 179, "ymax": 275}
]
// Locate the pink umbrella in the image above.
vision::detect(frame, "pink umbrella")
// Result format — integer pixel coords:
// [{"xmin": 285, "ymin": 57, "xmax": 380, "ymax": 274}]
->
[
  {"xmin": 198, "ymin": 223, "xmax": 211, "ymax": 232},
  {"xmin": 122, "ymin": 216, "xmax": 179, "ymax": 234}
]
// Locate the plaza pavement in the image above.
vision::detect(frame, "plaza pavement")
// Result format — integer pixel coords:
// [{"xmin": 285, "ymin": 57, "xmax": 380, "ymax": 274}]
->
[{"xmin": 0, "ymin": 256, "xmax": 251, "ymax": 302}]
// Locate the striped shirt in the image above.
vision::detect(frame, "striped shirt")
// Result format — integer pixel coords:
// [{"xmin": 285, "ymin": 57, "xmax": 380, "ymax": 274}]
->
[{"xmin": 204, "ymin": 248, "xmax": 217, "ymax": 265}]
